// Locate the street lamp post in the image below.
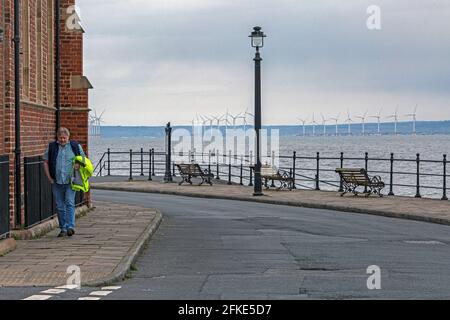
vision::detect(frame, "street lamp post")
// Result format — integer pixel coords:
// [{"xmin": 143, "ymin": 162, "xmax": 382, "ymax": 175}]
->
[{"xmin": 249, "ymin": 26, "xmax": 266, "ymax": 196}]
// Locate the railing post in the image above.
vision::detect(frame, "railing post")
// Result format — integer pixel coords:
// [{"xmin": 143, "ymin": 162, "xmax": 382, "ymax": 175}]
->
[
  {"xmin": 389, "ymin": 153, "xmax": 395, "ymax": 196},
  {"xmin": 249, "ymin": 166, "xmax": 254, "ymax": 187},
  {"xmin": 339, "ymin": 152, "xmax": 344, "ymax": 192},
  {"xmin": 292, "ymin": 151, "xmax": 297, "ymax": 189},
  {"xmin": 364, "ymin": 152, "xmax": 369, "ymax": 193},
  {"xmin": 140, "ymin": 148, "xmax": 144, "ymax": 176},
  {"xmin": 228, "ymin": 151, "xmax": 232, "ymax": 185},
  {"xmin": 316, "ymin": 152, "xmax": 320, "ymax": 190},
  {"xmin": 443, "ymin": 154, "xmax": 448, "ymax": 201},
  {"xmin": 216, "ymin": 151, "xmax": 220, "ymax": 180},
  {"xmin": 151, "ymin": 148, "xmax": 155, "ymax": 176},
  {"xmin": 208, "ymin": 150, "xmax": 212, "ymax": 176},
  {"xmin": 129, "ymin": 149, "xmax": 133, "ymax": 181},
  {"xmin": 240, "ymin": 155, "xmax": 243, "ymax": 186},
  {"xmin": 415, "ymin": 153, "xmax": 421, "ymax": 198},
  {"xmin": 271, "ymin": 151, "xmax": 275, "ymax": 188},
  {"xmin": 107, "ymin": 148, "xmax": 111, "ymax": 176},
  {"xmin": 148, "ymin": 149, "xmax": 152, "ymax": 181},
  {"xmin": 164, "ymin": 122, "xmax": 173, "ymax": 182}
]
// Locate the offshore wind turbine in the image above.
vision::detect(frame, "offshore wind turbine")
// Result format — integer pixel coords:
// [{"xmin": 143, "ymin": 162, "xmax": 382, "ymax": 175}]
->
[
  {"xmin": 345, "ymin": 110, "xmax": 353, "ymax": 135},
  {"xmin": 370, "ymin": 108, "xmax": 383, "ymax": 135},
  {"xmin": 356, "ymin": 110, "xmax": 368, "ymax": 135},
  {"xmin": 329, "ymin": 113, "xmax": 340, "ymax": 136},
  {"xmin": 219, "ymin": 109, "xmax": 231, "ymax": 132},
  {"xmin": 297, "ymin": 118, "xmax": 307, "ymax": 136},
  {"xmin": 387, "ymin": 107, "xmax": 399, "ymax": 135},
  {"xmin": 320, "ymin": 114, "xmax": 328, "ymax": 136},
  {"xmin": 229, "ymin": 112, "xmax": 243, "ymax": 129},
  {"xmin": 310, "ymin": 113, "xmax": 319, "ymax": 137},
  {"xmin": 405, "ymin": 105, "xmax": 418, "ymax": 135}
]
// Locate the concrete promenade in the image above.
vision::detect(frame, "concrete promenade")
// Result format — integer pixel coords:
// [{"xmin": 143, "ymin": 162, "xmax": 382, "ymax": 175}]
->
[
  {"xmin": 92, "ymin": 176, "xmax": 450, "ymax": 227},
  {"xmin": 0, "ymin": 202, "xmax": 161, "ymax": 287}
]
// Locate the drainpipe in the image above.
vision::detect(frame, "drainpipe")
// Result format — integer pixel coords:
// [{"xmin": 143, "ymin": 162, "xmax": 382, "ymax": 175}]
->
[
  {"xmin": 13, "ymin": 0, "xmax": 22, "ymax": 226},
  {"xmin": 55, "ymin": 0, "xmax": 61, "ymax": 131}
]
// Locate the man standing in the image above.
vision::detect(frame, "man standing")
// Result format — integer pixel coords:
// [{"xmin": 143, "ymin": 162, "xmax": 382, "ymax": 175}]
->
[{"xmin": 43, "ymin": 127, "xmax": 86, "ymax": 237}]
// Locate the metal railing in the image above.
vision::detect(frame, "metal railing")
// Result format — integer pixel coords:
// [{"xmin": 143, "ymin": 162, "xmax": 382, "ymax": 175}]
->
[
  {"xmin": 93, "ymin": 149, "xmax": 449, "ymax": 200},
  {"xmin": 0, "ymin": 155, "xmax": 9, "ymax": 238},
  {"xmin": 24, "ymin": 156, "xmax": 86, "ymax": 229}
]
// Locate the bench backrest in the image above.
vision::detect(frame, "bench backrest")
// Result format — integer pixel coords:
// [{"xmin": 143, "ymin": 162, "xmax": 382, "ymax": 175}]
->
[
  {"xmin": 176, "ymin": 163, "xmax": 204, "ymax": 175},
  {"xmin": 335, "ymin": 168, "xmax": 371, "ymax": 185},
  {"xmin": 261, "ymin": 165, "xmax": 278, "ymax": 176}
]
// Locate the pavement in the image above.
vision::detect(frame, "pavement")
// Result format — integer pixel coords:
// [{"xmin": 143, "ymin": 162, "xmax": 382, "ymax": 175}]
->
[
  {"xmin": 91, "ymin": 176, "xmax": 450, "ymax": 227},
  {"xmin": 0, "ymin": 201, "xmax": 161, "ymax": 287}
]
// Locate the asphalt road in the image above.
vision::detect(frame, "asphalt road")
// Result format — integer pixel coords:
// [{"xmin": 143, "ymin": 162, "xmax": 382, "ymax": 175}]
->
[{"xmin": 2, "ymin": 189, "xmax": 450, "ymax": 300}]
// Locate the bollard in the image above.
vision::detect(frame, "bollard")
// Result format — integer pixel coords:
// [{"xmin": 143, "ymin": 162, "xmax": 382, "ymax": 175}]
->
[
  {"xmin": 415, "ymin": 153, "xmax": 421, "ymax": 198},
  {"xmin": 443, "ymin": 154, "xmax": 448, "ymax": 201},
  {"xmin": 389, "ymin": 153, "xmax": 394, "ymax": 196},
  {"xmin": 107, "ymin": 148, "xmax": 111, "ymax": 176},
  {"xmin": 249, "ymin": 166, "xmax": 254, "ymax": 187},
  {"xmin": 228, "ymin": 161, "xmax": 232, "ymax": 185}
]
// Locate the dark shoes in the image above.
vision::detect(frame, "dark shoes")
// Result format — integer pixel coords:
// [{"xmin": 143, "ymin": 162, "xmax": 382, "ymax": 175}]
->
[
  {"xmin": 58, "ymin": 231, "xmax": 67, "ymax": 238},
  {"xmin": 67, "ymin": 229, "xmax": 75, "ymax": 237}
]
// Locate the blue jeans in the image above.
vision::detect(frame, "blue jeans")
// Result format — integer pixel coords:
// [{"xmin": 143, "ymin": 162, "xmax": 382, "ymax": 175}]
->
[{"xmin": 52, "ymin": 183, "xmax": 76, "ymax": 232}]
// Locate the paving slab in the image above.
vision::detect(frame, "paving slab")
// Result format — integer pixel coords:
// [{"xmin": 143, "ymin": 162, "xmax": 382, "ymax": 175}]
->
[{"xmin": 0, "ymin": 201, "xmax": 162, "ymax": 287}]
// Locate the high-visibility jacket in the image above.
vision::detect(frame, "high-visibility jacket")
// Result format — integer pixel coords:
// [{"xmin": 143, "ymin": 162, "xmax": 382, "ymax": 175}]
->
[{"xmin": 71, "ymin": 155, "xmax": 94, "ymax": 193}]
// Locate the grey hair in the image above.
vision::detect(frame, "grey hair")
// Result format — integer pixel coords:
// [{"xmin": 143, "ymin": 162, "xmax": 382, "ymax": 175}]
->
[{"xmin": 57, "ymin": 127, "xmax": 70, "ymax": 137}]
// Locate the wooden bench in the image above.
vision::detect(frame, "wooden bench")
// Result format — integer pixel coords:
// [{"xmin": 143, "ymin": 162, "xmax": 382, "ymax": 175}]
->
[
  {"xmin": 175, "ymin": 163, "xmax": 214, "ymax": 186},
  {"xmin": 259, "ymin": 165, "xmax": 294, "ymax": 191},
  {"xmin": 335, "ymin": 168, "xmax": 385, "ymax": 197}
]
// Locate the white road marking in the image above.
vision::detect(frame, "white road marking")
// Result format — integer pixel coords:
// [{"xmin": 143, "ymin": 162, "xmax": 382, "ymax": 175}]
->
[
  {"xmin": 101, "ymin": 286, "xmax": 122, "ymax": 291},
  {"xmin": 89, "ymin": 290, "xmax": 113, "ymax": 297},
  {"xmin": 55, "ymin": 284, "xmax": 80, "ymax": 290},
  {"xmin": 41, "ymin": 289, "xmax": 66, "ymax": 295},
  {"xmin": 78, "ymin": 297, "xmax": 101, "ymax": 300},
  {"xmin": 23, "ymin": 295, "xmax": 53, "ymax": 301}
]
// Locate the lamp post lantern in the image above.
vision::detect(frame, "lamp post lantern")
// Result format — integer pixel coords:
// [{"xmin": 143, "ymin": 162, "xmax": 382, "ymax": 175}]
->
[{"xmin": 249, "ymin": 26, "xmax": 266, "ymax": 196}]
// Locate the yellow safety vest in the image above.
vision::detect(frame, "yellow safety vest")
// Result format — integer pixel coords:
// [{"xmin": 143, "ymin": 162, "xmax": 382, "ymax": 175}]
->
[{"xmin": 71, "ymin": 155, "xmax": 94, "ymax": 193}]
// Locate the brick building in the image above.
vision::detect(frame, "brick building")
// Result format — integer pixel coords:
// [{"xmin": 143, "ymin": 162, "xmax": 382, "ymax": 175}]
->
[{"xmin": 0, "ymin": 0, "xmax": 91, "ymax": 232}]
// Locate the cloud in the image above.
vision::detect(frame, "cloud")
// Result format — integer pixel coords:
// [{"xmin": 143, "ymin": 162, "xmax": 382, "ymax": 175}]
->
[{"xmin": 78, "ymin": 0, "xmax": 450, "ymax": 125}]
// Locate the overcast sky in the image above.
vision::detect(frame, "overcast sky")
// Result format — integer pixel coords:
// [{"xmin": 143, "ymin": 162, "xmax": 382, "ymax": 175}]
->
[{"xmin": 77, "ymin": 0, "xmax": 450, "ymax": 126}]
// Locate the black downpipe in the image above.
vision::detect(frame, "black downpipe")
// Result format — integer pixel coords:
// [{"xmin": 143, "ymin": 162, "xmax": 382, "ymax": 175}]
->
[
  {"xmin": 55, "ymin": 0, "xmax": 61, "ymax": 131},
  {"xmin": 14, "ymin": 0, "xmax": 22, "ymax": 226}
]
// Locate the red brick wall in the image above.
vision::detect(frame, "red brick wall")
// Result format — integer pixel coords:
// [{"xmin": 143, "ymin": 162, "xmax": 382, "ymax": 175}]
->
[
  {"xmin": 0, "ymin": 1, "xmax": 4, "ymax": 155},
  {"xmin": 1, "ymin": 0, "xmax": 88, "ymax": 229},
  {"xmin": 60, "ymin": 0, "xmax": 89, "ymax": 154}
]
